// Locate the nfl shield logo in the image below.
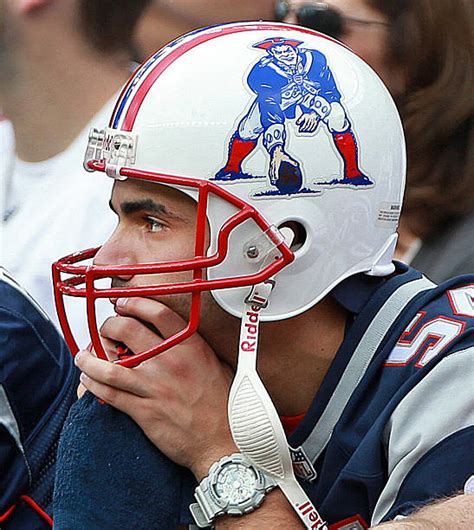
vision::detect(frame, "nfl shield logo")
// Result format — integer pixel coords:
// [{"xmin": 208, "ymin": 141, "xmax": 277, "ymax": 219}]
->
[{"xmin": 290, "ymin": 445, "xmax": 318, "ymax": 482}]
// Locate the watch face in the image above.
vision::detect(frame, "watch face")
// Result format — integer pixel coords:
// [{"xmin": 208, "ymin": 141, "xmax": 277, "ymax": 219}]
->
[{"xmin": 213, "ymin": 462, "xmax": 259, "ymax": 505}]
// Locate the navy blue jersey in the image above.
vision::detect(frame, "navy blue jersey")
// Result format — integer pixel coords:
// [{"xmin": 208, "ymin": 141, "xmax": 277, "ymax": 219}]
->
[
  {"xmin": 289, "ymin": 263, "xmax": 474, "ymax": 528},
  {"xmin": 54, "ymin": 264, "xmax": 474, "ymax": 529},
  {"xmin": 0, "ymin": 268, "xmax": 79, "ymax": 529}
]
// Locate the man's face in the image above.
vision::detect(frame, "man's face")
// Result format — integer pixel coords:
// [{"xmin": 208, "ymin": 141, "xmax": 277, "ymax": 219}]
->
[
  {"xmin": 270, "ymin": 44, "xmax": 298, "ymax": 66},
  {"xmin": 94, "ymin": 178, "xmax": 200, "ymax": 312},
  {"xmin": 93, "ymin": 178, "xmax": 238, "ymax": 353}
]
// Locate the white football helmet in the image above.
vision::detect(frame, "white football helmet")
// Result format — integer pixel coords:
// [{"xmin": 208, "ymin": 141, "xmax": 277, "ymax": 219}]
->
[{"xmin": 53, "ymin": 22, "xmax": 405, "ymax": 366}]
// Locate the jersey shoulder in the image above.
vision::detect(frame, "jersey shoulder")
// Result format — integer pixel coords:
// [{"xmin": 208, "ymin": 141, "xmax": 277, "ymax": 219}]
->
[
  {"xmin": 0, "ymin": 267, "xmax": 51, "ymax": 321},
  {"xmin": 383, "ymin": 275, "xmax": 474, "ymax": 370},
  {"xmin": 0, "ymin": 269, "xmax": 78, "ymax": 523},
  {"xmin": 0, "ymin": 268, "xmax": 76, "ymax": 417}
]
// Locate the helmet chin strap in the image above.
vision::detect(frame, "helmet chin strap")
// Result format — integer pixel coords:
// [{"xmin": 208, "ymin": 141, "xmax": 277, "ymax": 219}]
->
[{"xmin": 228, "ymin": 230, "xmax": 328, "ymax": 530}]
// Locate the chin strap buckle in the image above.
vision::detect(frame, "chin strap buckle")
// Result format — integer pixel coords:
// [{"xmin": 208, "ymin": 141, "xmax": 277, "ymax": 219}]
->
[{"xmin": 244, "ymin": 279, "xmax": 275, "ymax": 309}]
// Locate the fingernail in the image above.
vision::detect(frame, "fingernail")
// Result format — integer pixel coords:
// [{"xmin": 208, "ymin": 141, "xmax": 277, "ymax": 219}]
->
[
  {"xmin": 116, "ymin": 298, "xmax": 127, "ymax": 308},
  {"xmin": 74, "ymin": 351, "xmax": 83, "ymax": 365}
]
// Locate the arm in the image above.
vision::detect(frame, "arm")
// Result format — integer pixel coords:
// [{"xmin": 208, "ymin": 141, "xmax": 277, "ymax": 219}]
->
[
  {"xmin": 311, "ymin": 50, "xmax": 341, "ymax": 104},
  {"xmin": 372, "ymin": 493, "xmax": 473, "ymax": 529},
  {"xmin": 247, "ymin": 66, "xmax": 300, "ymax": 182},
  {"xmin": 76, "ymin": 297, "xmax": 237, "ymax": 475},
  {"xmin": 247, "ymin": 62, "xmax": 286, "ymax": 133},
  {"xmin": 216, "ymin": 492, "xmax": 474, "ymax": 530},
  {"xmin": 216, "ymin": 489, "xmax": 303, "ymax": 529},
  {"xmin": 76, "ymin": 297, "xmax": 307, "ymax": 528}
]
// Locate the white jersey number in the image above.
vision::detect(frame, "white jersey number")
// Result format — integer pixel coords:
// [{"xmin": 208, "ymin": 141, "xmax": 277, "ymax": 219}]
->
[
  {"xmin": 386, "ymin": 285, "xmax": 473, "ymax": 368},
  {"xmin": 448, "ymin": 284, "xmax": 474, "ymax": 318},
  {"xmin": 386, "ymin": 312, "xmax": 465, "ymax": 368}
]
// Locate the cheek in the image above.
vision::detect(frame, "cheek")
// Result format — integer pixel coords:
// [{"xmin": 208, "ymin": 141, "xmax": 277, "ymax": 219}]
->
[
  {"xmin": 133, "ymin": 233, "xmax": 199, "ymax": 286},
  {"xmin": 138, "ymin": 225, "xmax": 198, "ymax": 263}
]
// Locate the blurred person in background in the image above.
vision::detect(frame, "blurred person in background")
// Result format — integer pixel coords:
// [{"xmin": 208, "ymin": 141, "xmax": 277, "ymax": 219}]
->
[
  {"xmin": 277, "ymin": 0, "xmax": 474, "ymax": 282},
  {"xmin": 134, "ymin": 0, "xmax": 275, "ymax": 60},
  {"xmin": 0, "ymin": 0, "xmax": 151, "ymax": 347},
  {"xmin": 0, "ymin": 113, "xmax": 14, "ymax": 256}
]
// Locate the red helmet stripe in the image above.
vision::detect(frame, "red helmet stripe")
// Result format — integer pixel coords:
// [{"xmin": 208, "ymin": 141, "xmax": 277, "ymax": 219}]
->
[{"xmin": 113, "ymin": 23, "xmax": 339, "ymax": 132}]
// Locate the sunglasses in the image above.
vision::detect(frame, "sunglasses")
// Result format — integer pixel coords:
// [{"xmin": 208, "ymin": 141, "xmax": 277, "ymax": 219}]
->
[{"xmin": 275, "ymin": 1, "xmax": 389, "ymax": 39}]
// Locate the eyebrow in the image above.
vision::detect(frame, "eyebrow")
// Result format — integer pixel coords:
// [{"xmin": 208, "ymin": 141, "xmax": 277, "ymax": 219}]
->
[{"xmin": 109, "ymin": 198, "xmax": 187, "ymax": 222}]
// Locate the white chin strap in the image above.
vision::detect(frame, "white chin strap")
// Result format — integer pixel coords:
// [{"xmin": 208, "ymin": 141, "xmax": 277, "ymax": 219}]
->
[{"xmin": 228, "ymin": 279, "xmax": 327, "ymax": 530}]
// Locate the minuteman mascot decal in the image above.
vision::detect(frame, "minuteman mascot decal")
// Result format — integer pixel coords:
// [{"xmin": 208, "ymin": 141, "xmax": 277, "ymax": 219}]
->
[{"xmin": 213, "ymin": 37, "xmax": 373, "ymax": 198}]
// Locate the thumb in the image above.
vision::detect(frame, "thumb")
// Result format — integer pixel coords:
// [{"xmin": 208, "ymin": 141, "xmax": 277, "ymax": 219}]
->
[{"xmin": 284, "ymin": 154, "xmax": 298, "ymax": 167}]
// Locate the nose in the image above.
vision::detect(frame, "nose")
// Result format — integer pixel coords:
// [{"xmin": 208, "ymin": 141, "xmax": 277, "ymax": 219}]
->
[{"xmin": 93, "ymin": 229, "xmax": 134, "ymax": 281}]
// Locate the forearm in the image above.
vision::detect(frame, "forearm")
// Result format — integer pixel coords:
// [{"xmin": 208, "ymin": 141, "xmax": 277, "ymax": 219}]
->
[
  {"xmin": 216, "ymin": 489, "xmax": 304, "ymax": 529},
  {"xmin": 215, "ymin": 491, "xmax": 474, "ymax": 530},
  {"xmin": 373, "ymin": 493, "xmax": 473, "ymax": 530}
]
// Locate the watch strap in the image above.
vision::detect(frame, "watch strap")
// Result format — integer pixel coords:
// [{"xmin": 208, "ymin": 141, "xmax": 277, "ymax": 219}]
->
[{"xmin": 190, "ymin": 486, "xmax": 220, "ymax": 528}]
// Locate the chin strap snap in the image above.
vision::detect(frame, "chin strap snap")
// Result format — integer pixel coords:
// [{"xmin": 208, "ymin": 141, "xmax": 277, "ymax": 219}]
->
[{"xmin": 228, "ymin": 279, "xmax": 327, "ymax": 530}]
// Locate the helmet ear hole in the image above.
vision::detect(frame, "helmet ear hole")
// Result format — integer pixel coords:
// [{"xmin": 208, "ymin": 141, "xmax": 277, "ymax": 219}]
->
[{"xmin": 278, "ymin": 221, "xmax": 307, "ymax": 252}]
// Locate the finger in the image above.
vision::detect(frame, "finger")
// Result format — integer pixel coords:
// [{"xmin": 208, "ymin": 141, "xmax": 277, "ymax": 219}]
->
[
  {"xmin": 89, "ymin": 340, "xmax": 128, "ymax": 364},
  {"xmin": 79, "ymin": 372, "xmax": 144, "ymax": 416},
  {"xmin": 115, "ymin": 297, "xmax": 188, "ymax": 339},
  {"xmin": 296, "ymin": 114, "xmax": 303, "ymax": 125},
  {"xmin": 300, "ymin": 120, "xmax": 312, "ymax": 132},
  {"xmin": 75, "ymin": 349, "xmax": 150, "ymax": 397},
  {"xmin": 98, "ymin": 334, "xmax": 126, "ymax": 362},
  {"xmin": 283, "ymin": 155, "xmax": 298, "ymax": 167},
  {"xmin": 269, "ymin": 162, "xmax": 276, "ymax": 181},
  {"xmin": 100, "ymin": 314, "xmax": 163, "ymax": 353},
  {"xmin": 77, "ymin": 382, "xmax": 87, "ymax": 399}
]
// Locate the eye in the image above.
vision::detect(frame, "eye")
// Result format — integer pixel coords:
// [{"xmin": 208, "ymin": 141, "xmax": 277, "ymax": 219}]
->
[{"xmin": 145, "ymin": 216, "xmax": 166, "ymax": 233}]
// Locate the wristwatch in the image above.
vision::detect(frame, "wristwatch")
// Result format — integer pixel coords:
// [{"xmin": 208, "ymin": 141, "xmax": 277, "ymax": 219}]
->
[{"xmin": 189, "ymin": 453, "xmax": 276, "ymax": 528}]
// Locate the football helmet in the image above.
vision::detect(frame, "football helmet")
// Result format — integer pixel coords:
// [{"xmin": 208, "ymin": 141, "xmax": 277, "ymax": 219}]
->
[{"xmin": 53, "ymin": 22, "xmax": 405, "ymax": 366}]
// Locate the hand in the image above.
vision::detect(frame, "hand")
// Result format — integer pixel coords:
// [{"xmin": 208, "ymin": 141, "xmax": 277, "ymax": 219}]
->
[
  {"xmin": 269, "ymin": 145, "xmax": 300, "ymax": 184},
  {"xmin": 296, "ymin": 111, "xmax": 319, "ymax": 133},
  {"xmin": 75, "ymin": 297, "xmax": 238, "ymax": 480}
]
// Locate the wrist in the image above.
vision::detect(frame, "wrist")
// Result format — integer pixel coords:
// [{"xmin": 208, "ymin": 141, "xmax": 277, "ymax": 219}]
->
[
  {"xmin": 264, "ymin": 123, "xmax": 286, "ymax": 153},
  {"xmin": 191, "ymin": 442, "xmax": 239, "ymax": 481}
]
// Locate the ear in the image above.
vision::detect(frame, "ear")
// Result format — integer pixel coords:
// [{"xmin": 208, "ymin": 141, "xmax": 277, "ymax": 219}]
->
[{"xmin": 17, "ymin": 0, "xmax": 53, "ymax": 15}]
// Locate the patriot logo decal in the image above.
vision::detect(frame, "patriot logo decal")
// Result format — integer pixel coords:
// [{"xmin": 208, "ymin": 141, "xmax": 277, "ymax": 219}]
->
[{"xmin": 212, "ymin": 37, "xmax": 373, "ymax": 199}]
